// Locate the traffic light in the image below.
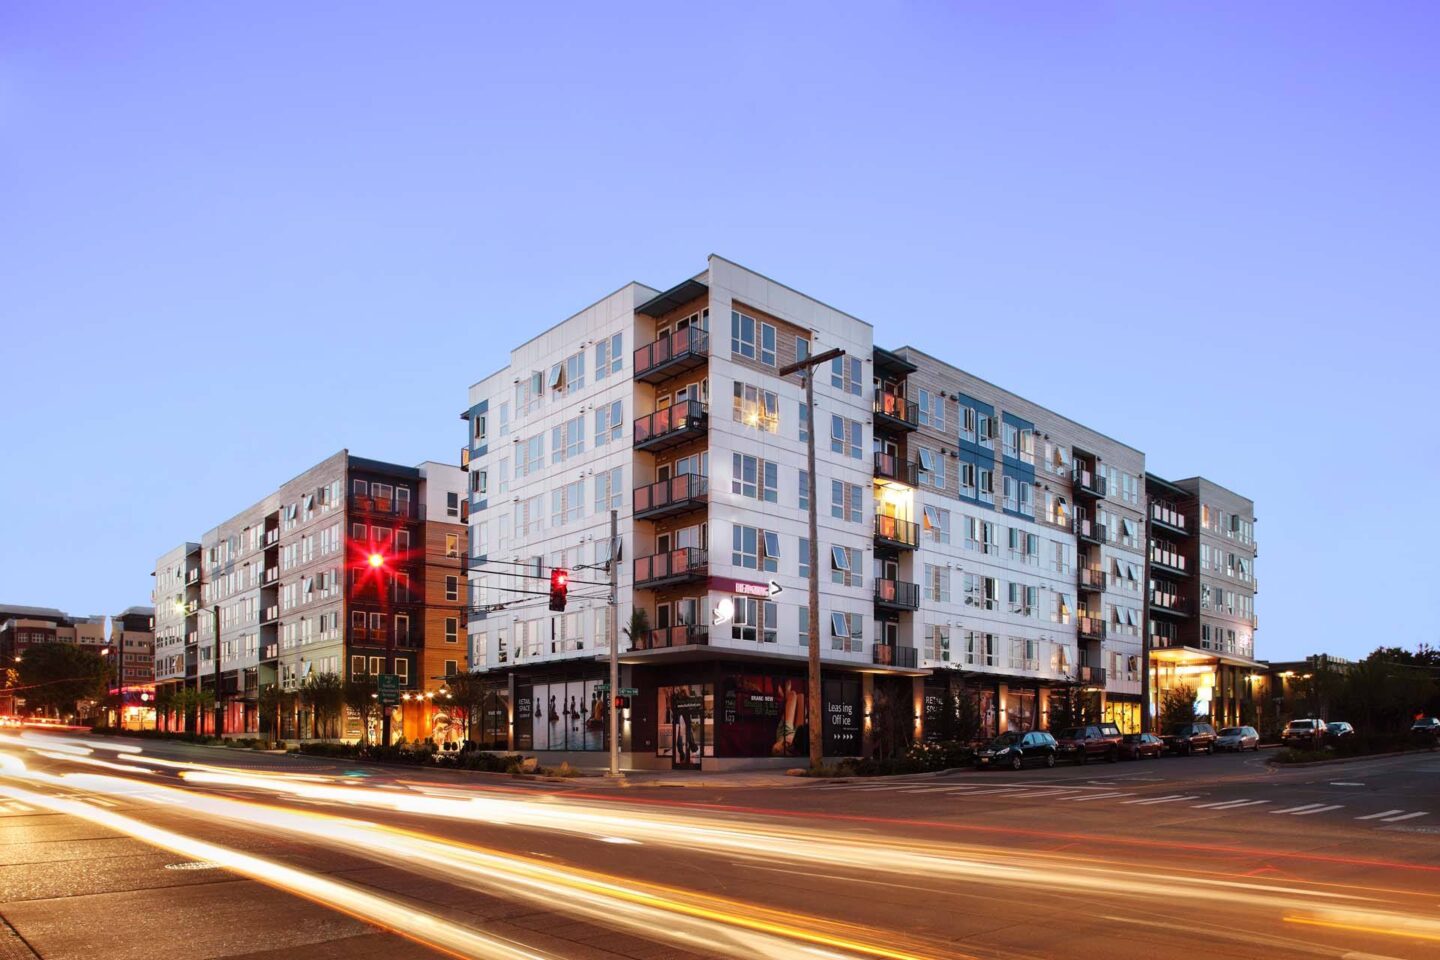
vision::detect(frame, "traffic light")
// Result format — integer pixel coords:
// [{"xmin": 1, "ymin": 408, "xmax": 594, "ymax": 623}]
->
[
  {"xmin": 613, "ymin": 695, "xmax": 631, "ymax": 711},
  {"xmin": 548, "ymin": 568, "xmax": 569, "ymax": 611}
]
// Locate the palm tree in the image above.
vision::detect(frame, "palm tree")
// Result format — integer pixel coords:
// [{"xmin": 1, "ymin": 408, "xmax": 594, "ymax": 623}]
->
[{"xmin": 621, "ymin": 608, "xmax": 651, "ymax": 651}]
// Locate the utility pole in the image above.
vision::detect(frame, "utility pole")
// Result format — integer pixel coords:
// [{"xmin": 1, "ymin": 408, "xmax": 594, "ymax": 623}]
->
[
  {"xmin": 213, "ymin": 604, "xmax": 223, "ymax": 737},
  {"xmin": 780, "ymin": 346, "xmax": 845, "ymax": 771},
  {"xmin": 607, "ymin": 508, "xmax": 621, "ymax": 778}
]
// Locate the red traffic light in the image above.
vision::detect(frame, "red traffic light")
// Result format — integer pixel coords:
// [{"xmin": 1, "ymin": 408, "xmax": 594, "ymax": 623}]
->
[
  {"xmin": 549, "ymin": 568, "xmax": 569, "ymax": 611},
  {"xmin": 367, "ymin": 552, "xmax": 385, "ymax": 568}
]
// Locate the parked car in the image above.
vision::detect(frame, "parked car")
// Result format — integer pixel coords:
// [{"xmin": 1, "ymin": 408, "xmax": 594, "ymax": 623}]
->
[
  {"xmin": 1409, "ymin": 717, "xmax": 1439, "ymax": 740},
  {"xmin": 1054, "ymin": 723, "xmax": 1123, "ymax": 764},
  {"xmin": 1118, "ymin": 732, "xmax": 1164, "ymax": 760},
  {"xmin": 1162, "ymin": 722, "xmax": 1218, "ymax": 755},
  {"xmin": 975, "ymin": 731, "xmax": 1059, "ymax": 770},
  {"xmin": 1215, "ymin": 725, "xmax": 1260, "ymax": 752},
  {"xmin": 1326, "ymin": 721, "xmax": 1355, "ymax": 740},
  {"xmin": 1281, "ymin": 718, "xmax": 1327, "ymax": 749}
]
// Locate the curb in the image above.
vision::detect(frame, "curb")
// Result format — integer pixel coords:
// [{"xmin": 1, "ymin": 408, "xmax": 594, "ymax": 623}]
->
[{"xmin": 1265, "ymin": 747, "xmax": 1437, "ymax": 768}]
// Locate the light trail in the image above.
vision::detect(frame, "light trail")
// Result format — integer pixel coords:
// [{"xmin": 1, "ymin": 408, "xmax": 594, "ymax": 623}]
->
[{"xmin": 0, "ymin": 754, "xmax": 955, "ymax": 960}]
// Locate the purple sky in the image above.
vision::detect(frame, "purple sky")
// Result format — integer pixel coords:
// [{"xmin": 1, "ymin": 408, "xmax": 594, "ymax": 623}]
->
[{"xmin": 2, "ymin": 3, "xmax": 1436, "ymax": 660}]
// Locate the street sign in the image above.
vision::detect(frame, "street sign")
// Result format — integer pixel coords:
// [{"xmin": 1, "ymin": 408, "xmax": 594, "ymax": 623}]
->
[
  {"xmin": 377, "ymin": 673, "xmax": 401, "ymax": 705},
  {"xmin": 596, "ymin": 685, "xmax": 638, "ymax": 696}
]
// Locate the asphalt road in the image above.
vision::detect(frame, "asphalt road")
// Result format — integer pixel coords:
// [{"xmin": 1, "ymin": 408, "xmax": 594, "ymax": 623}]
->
[{"xmin": 0, "ymin": 732, "xmax": 1437, "ymax": 960}]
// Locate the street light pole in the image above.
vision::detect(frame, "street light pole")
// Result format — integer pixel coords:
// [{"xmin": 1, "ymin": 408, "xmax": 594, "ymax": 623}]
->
[
  {"xmin": 607, "ymin": 508, "xmax": 620, "ymax": 778},
  {"xmin": 780, "ymin": 346, "xmax": 845, "ymax": 772}
]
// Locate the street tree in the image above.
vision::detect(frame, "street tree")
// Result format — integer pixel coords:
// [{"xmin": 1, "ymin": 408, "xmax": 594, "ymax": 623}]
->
[{"xmin": 17, "ymin": 643, "xmax": 108, "ymax": 718}]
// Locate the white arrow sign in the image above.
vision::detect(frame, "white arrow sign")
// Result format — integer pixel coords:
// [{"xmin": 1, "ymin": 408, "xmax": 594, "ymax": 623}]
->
[{"xmin": 767, "ymin": 580, "xmax": 784, "ymax": 598}]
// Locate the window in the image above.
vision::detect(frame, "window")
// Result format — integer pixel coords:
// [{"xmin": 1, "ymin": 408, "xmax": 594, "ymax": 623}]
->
[
  {"xmin": 966, "ymin": 631, "xmax": 997, "ymax": 667},
  {"xmin": 830, "ymin": 545, "xmax": 861, "ymax": 587},
  {"xmin": 730, "ymin": 310, "xmax": 776, "ymax": 365},
  {"xmin": 830, "ymin": 480, "xmax": 863, "ymax": 522},
  {"xmin": 732, "ymin": 597, "xmax": 777, "ymax": 643},
  {"xmin": 594, "ymin": 400, "xmax": 623, "ymax": 446},
  {"xmin": 925, "ymin": 564, "xmax": 950, "ymax": 603},
  {"xmin": 551, "ymin": 414, "xmax": 585, "ymax": 464},
  {"xmin": 550, "ymin": 479, "xmax": 585, "ymax": 527},
  {"xmin": 977, "ymin": 414, "xmax": 993, "ymax": 449},
  {"xmin": 1019, "ymin": 481, "xmax": 1033, "ymax": 517},
  {"xmin": 733, "ymin": 382, "xmax": 779, "ymax": 432},
  {"xmin": 978, "ymin": 467, "xmax": 994, "ymax": 504},
  {"xmin": 798, "ymin": 537, "xmax": 811, "ymax": 578},
  {"xmin": 1003, "ymin": 474, "xmax": 1018, "ymax": 511},
  {"xmin": 918, "ymin": 447, "xmax": 945, "ymax": 488},
  {"xmin": 518, "ymin": 434, "xmax": 544, "ymax": 477},
  {"xmin": 564, "ymin": 350, "xmax": 585, "ymax": 394},
  {"xmin": 922, "ymin": 505, "xmax": 950, "ymax": 543},
  {"xmin": 959, "ymin": 461, "xmax": 977, "ymax": 499},
  {"xmin": 1003, "ymin": 422, "xmax": 1019, "ymax": 460},
  {"xmin": 960, "ymin": 406, "xmax": 977, "ymax": 443},
  {"xmin": 830, "ymin": 611, "xmax": 862, "ymax": 652},
  {"xmin": 963, "ymin": 574, "xmax": 998, "ymax": 610},
  {"xmin": 732, "ymin": 525, "xmax": 777, "ymax": 572},
  {"xmin": 444, "ymin": 534, "xmax": 459, "ymax": 558},
  {"xmin": 830, "ymin": 415, "xmax": 862, "ymax": 459},
  {"xmin": 917, "ymin": 388, "xmax": 944, "ymax": 429},
  {"xmin": 1051, "ymin": 540, "xmax": 1070, "ymax": 574},
  {"xmin": 394, "ymin": 659, "xmax": 408, "ymax": 684},
  {"xmin": 595, "ymin": 332, "xmax": 623, "ymax": 378},
  {"xmin": 1053, "ymin": 592, "xmax": 1072, "ymax": 625},
  {"xmin": 799, "ymin": 403, "xmax": 809, "ymax": 443},
  {"xmin": 830, "ymin": 355, "xmax": 862, "ymax": 395},
  {"xmin": 981, "ymin": 520, "xmax": 998, "ymax": 555},
  {"xmin": 732, "ymin": 453, "xmax": 778, "ymax": 502},
  {"xmin": 796, "ymin": 336, "xmax": 811, "ymax": 363},
  {"xmin": 594, "ymin": 466, "xmax": 622, "ymax": 513},
  {"xmin": 762, "ymin": 530, "xmax": 781, "ymax": 571},
  {"xmin": 798, "ymin": 470, "xmax": 809, "ymax": 511},
  {"xmin": 444, "ymin": 617, "xmax": 458, "ymax": 643}
]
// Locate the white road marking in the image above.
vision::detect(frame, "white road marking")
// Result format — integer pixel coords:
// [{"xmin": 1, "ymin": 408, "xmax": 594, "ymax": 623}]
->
[
  {"xmin": 1125, "ymin": 794, "xmax": 1200, "ymax": 805},
  {"xmin": 1288, "ymin": 804, "xmax": 1344, "ymax": 816},
  {"xmin": 1067, "ymin": 792, "xmax": 1135, "ymax": 802},
  {"xmin": 1193, "ymin": 799, "xmax": 1270, "ymax": 810},
  {"xmin": 1329, "ymin": 781, "xmax": 1365, "ymax": 787},
  {"xmin": 1380, "ymin": 811, "xmax": 1429, "ymax": 823},
  {"xmin": 1355, "ymin": 808, "xmax": 1405, "ymax": 820},
  {"xmin": 1271, "ymin": 803, "xmax": 1330, "ymax": 815}
]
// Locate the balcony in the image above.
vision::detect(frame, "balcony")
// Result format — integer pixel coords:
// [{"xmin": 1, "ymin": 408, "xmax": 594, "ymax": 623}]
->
[
  {"xmin": 874, "ymin": 514, "xmax": 919, "ymax": 550},
  {"xmin": 634, "ymin": 327, "xmax": 709, "ymax": 384},
  {"xmin": 352, "ymin": 495, "xmax": 416, "ymax": 520},
  {"xmin": 873, "ymin": 578, "xmax": 920, "ymax": 611},
  {"xmin": 263, "ymin": 567, "xmax": 278, "ymax": 584},
  {"xmin": 1078, "ymin": 664, "xmax": 1107, "ymax": 685},
  {"xmin": 632, "ymin": 624, "xmax": 708, "ymax": 651},
  {"xmin": 262, "ymin": 606, "xmax": 279, "ymax": 624},
  {"xmin": 1077, "ymin": 567, "xmax": 1106, "ymax": 592},
  {"xmin": 263, "ymin": 530, "xmax": 279, "ymax": 548},
  {"xmin": 1074, "ymin": 517, "xmax": 1107, "ymax": 545},
  {"xmin": 1076, "ymin": 616, "xmax": 1106, "ymax": 641},
  {"xmin": 1149, "ymin": 545, "xmax": 1187, "ymax": 576},
  {"xmin": 873, "ymin": 390, "xmax": 919, "ymax": 432},
  {"xmin": 1149, "ymin": 592, "xmax": 1192, "ymax": 617},
  {"xmin": 460, "ymin": 446, "xmax": 471, "ymax": 471},
  {"xmin": 1150, "ymin": 502, "xmax": 1187, "ymax": 536},
  {"xmin": 633, "ymin": 547, "xmax": 708, "ymax": 589},
  {"xmin": 873, "ymin": 644, "xmax": 919, "ymax": 669},
  {"xmin": 1073, "ymin": 467, "xmax": 1107, "ymax": 499},
  {"xmin": 634, "ymin": 400, "xmax": 708, "ymax": 453},
  {"xmin": 633, "ymin": 473, "xmax": 709, "ymax": 521},
  {"xmin": 873, "ymin": 452, "xmax": 918, "ymax": 486}
]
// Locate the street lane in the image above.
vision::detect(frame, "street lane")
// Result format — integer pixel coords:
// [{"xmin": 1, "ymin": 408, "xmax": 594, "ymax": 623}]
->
[{"xmin": 1, "ymin": 732, "xmax": 1438, "ymax": 959}]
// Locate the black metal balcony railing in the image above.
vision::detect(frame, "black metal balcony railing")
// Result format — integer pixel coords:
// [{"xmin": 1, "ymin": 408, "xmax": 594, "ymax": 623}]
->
[
  {"xmin": 1150, "ymin": 502, "xmax": 1187, "ymax": 534},
  {"xmin": 1150, "ymin": 545, "xmax": 1187, "ymax": 574},
  {"xmin": 1073, "ymin": 467, "xmax": 1107, "ymax": 499},
  {"xmin": 633, "ymin": 474, "xmax": 709, "ymax": 521},
  {"xmin": 873, "ymin": 644, "xmax": 919, "ymax": 669},
  {"xmin": 1076, "ymin": 616, "xmax": 1107, "ymax": 641},
  {"xmin": 1074, "ymin": 517, "xmax": 1107, "ymax": 544},
  {"xmin": 634, "ymin": 327, "xmax": 709, "ymax": 384},
  {"xmin": 1078, "ymin": 665, "xmax": 1107, "ymax": 685},
  {"xmin": 873, "ymin": 578, "xmax": 921, "ymax": 610},
  {"xmin": 1078, "ymin": 567, "xmax": 1106, "ymax": 591},
  {"xmin": 352, "ymin": 495, "xmax": 417, "ymax": 519},
  {"xmin": 873, "ymin": 390, "xmax": 919, "ymax": 431},
  {"xmin": 874, "ymin": 514, "xmax": 919, "ymax": 549},
  {"xmin": 632, "ymin": 624, "xmax": 708, "ymax": 651},
  {"xmin": 1149, "ymin": 592, "xmax": 1192, "ymax": 616},
  {"xmin": 633, "ymin": 547, "xmax": 709, "ymax": 588},
  {"xmin": 634, "ymin": 400, "xmax": 708, "ymax": 452},
  {"xmin": 873, "ymin": 452, "xmax": 918, "ymax": 486}
]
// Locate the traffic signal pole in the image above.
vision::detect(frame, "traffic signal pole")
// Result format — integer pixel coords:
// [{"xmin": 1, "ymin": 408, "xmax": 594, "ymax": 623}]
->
[{"xmin": 607, "ymin": 508, "xmax": 621, "ymax": 779}]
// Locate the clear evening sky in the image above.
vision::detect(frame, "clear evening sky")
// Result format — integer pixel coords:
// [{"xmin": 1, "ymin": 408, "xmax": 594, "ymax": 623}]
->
[{"xmin": 2, "ymin": 3, "xmax": 1435, "ymax": 661}]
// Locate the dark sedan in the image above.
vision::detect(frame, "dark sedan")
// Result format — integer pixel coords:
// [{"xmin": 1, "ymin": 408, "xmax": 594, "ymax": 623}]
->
[
  {"xmin": 974, "ymin": 731, "xmax": 1058, "ymax": 771},
  {"xmin": 1118, "ymin": 732, "xmax": 1164, "ymax": 760}
]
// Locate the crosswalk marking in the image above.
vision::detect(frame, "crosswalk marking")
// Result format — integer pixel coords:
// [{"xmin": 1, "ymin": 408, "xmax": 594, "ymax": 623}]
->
[
  {"xmin": 1124, "ymin": 794, "xmax": 1200, "ymax": 806},
  {"xmin": 1271, "ymin": 803, "xmax": 1331, "ymax": 815},
  {"xmin": 1289, "ymin": 804, "xmax": 1344, "ymax": 816},
  {"xmin": 1193, "ymin": 799, "xmax": 1270, "ymax": 810},
  {"xmin": 1355, "ymin": 808, "xmax": 1405, "ymax": 820},
  {"xmin": 1380, "ymin": 811, "xmax": 1428, "ymax": 823},
  {"xmin": 1068, "ymin": 792, "xmax": 1135, "ymax": 801}
]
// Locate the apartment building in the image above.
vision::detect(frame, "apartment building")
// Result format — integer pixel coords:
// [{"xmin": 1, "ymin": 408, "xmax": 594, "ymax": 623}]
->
[
  {"xmin": 151, "ymin": 451, "xmax": 467, "ymax": 740},
  {"xmin": 0, "ymin": 604, "xmax": 138, "ymax": 718},
  {"xmin": 1144, "ymin": 474, "xmax": 1263, "ymax": 728},
  {"xmin": 108, "ymin": 606, "xmax": 155, "ymax": 728},
  {"xmin": 462, "ymin": 256, "xmax": 1251, "ymax": 769}
]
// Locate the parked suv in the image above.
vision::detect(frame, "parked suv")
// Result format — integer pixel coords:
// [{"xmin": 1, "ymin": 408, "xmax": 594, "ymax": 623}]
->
[
  {"xmin": 1162, "ymin": 722, "xmax": 1218, "ymax": 755},
  {"xmin": 975, "ymin": 731, "xmax": 1059, "ymax": 770},
  {"xmin": 1282, "ymin": 718, "xmax": 1327, "ymax": 749},
  {"xmin": 1054, "ymin": 723, "xmax": 1124, "ymax": 764}
]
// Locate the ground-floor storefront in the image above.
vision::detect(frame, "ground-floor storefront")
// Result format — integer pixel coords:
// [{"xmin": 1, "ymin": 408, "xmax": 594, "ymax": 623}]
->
[{"xmin": 1149, "ymin": 646, "xmax": 1270, "ymax": 729}]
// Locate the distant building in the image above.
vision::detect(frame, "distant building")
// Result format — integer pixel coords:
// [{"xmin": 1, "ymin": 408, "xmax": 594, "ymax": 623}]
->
[
  {"xmin": 0, "ymin": 604, "xmax": 147, "ymax": 719},
  {"xmin": 152, "ymin": 450, "xmax": 467, "ymax": 741},
  {"xmin": 109, "ymin": 606, "xmax": 155, "ymax": 729}
]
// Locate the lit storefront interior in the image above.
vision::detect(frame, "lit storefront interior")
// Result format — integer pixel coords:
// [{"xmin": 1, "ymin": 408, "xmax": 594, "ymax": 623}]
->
[{"xmin": 1150, "ymin": 645, "xmax": 1269, "ymax": 728}]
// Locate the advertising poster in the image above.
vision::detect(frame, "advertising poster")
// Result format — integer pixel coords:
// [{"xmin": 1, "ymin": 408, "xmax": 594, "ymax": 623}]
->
[
  {"xmin": 528, "ymin": 679, "xmax": 606, "ymax": 751},
  {"xmin": 716, "ymin": 674, "xmax": 808, "ymax": 757},
  {"xmin": 822, "ymin": 676, "xmax": 861, "ymax": 756},
  {"xmin": 657, "ymin": 684, "xmax": 711, "ymax": 767}
]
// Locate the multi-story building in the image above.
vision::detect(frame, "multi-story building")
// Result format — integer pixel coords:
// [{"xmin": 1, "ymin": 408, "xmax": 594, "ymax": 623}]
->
[
  {"xmin": 0, "ymin": 604, "xmax": 124, "ymax": 717},
  {"xmin": 151, "ymin": 451, "xmax": 467, "ymax": 740},
  {"xmin": 1144, "ymin": 474, "xmax": 1263, "ymax": 728},
  {"xmin": 108, "ymin": 606, "xmax": 155, "ymax": 728},
  {"xmin": 464, "ymin": 255, "xmax": 1260, "ymax": 769}
]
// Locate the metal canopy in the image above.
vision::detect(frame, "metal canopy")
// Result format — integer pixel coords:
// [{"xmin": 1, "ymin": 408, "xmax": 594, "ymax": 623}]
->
[{"xmin": 636, "ymin": 279, "xmax": 709, "ymax": 317}]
